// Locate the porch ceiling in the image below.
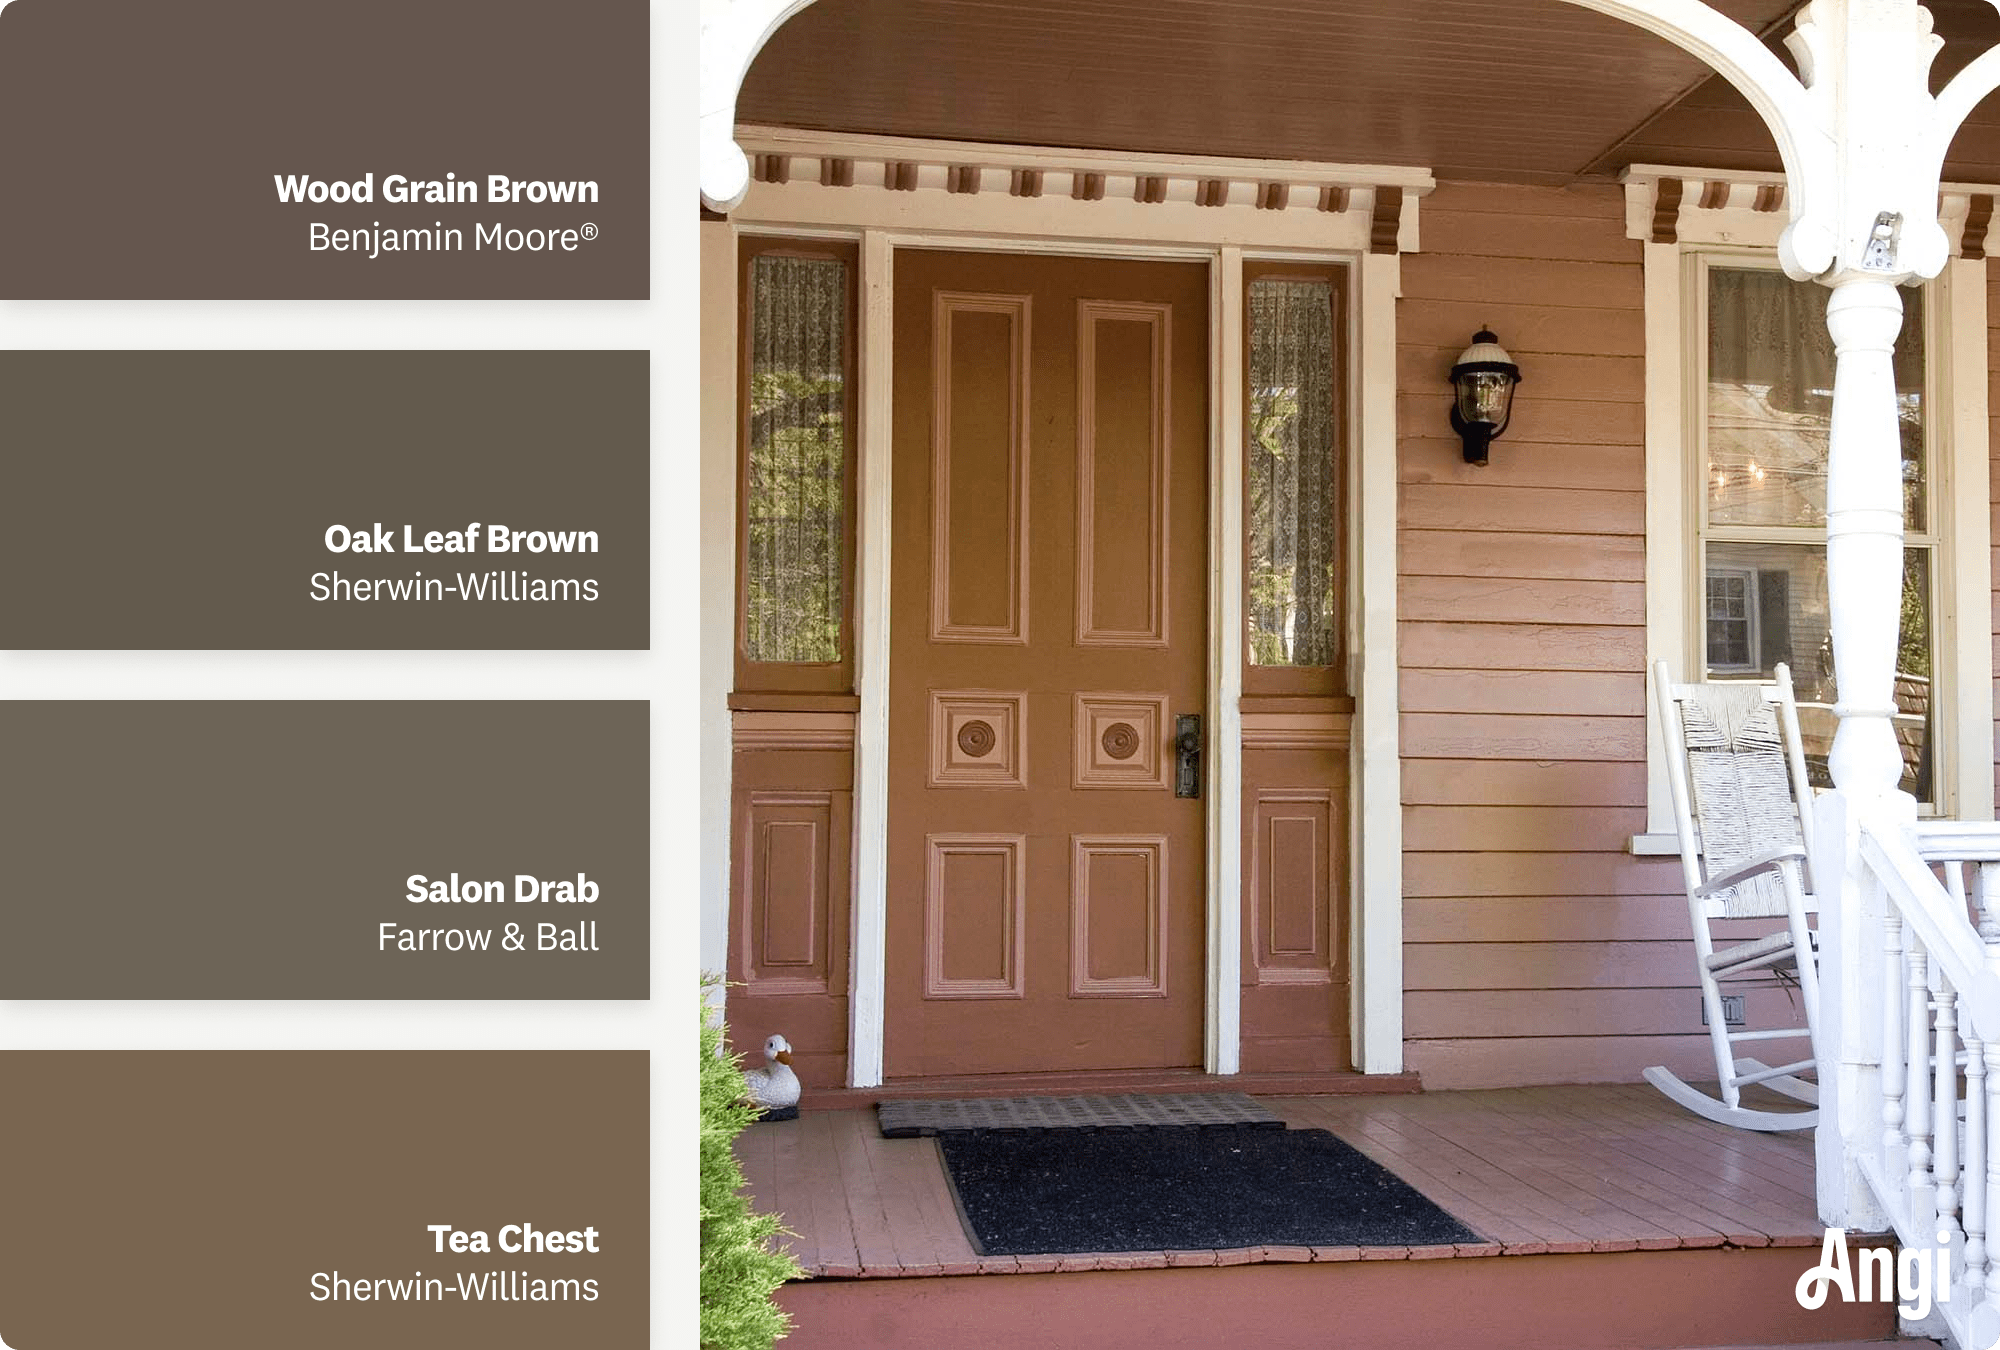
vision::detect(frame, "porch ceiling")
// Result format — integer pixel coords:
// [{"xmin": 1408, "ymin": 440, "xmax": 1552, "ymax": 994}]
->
[{"xmin": 738, "ymin": 0, "xmax": 2000, "ymax": 184}]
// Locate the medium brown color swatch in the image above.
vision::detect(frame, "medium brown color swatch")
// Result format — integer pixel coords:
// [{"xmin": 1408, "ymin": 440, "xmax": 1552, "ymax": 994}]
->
[
  {"xmin": 0, "ymin": 0, "xmax": 646, "ymax": 297},
  {"xmin": 0, "ymin": 351, "xmax": 649, "ymax": 650},
  {"xmin": 0, "ymin": 702, "xmax": 649, "ymax": 999},
  {"xmin": 0, "ymin": 1052, "xmax": 648, "ymax": 1349}
]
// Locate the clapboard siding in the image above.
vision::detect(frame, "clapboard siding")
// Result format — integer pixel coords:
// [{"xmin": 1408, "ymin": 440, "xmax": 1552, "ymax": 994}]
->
[
  {"xmin": 1990, "ymin": 269, "xmax": 2000, "ymax": 810},
  {"xmin": 1400, "ymin": 669, "xmax": 1643, "ymax": 716},
  {"xmin": 1401, "ymin": 528, "xmax": 1647, "ymax": 581},
  {"xmin": 1399, "ymin": 180, "xmax": 1677, "ymax": 1089}
]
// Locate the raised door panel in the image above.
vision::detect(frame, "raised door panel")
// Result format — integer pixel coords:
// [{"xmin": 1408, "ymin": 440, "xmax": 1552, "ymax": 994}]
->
[{"xmin": 930, "ymin": 293, "xmax": 1030, "ymax": 645}]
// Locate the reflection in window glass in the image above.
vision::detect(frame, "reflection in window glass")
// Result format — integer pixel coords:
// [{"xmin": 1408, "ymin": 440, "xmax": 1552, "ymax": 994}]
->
[
  {"xmin": 1706, "ymin": 268, "xmax": 1926, "ymax": 531},
  {"xmin": 744, "ymin": 254, "xmax": 847, "ymax": 664},
  {"xmin": 1703, "ymin": 541, "xmax": 1932, "ymax": 802},
  {"xmin": 1702, "ymin": 265, "xmax": 1936, "ymax": 804},
  {"xmin": 1246, "ymin": 279, "xmax": 1339, "ymax": 667}
]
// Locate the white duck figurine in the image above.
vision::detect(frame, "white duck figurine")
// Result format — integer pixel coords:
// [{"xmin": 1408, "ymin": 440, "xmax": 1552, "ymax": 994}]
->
[{"xmin": 743, "ymin": 1034, "xmax": 802, "ymax": 1117}]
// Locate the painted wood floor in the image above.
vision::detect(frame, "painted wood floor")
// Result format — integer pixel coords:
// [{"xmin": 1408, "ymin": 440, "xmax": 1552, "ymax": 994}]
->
[{"xmin": 733, "ymin": 1084, "xmax": 1831, "ymax": 1278}]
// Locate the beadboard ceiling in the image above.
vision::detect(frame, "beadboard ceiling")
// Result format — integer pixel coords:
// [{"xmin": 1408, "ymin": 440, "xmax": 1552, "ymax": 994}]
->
[{"xmin": 737, "ymin": 0, "xmax": 2000, "ymax": 184}]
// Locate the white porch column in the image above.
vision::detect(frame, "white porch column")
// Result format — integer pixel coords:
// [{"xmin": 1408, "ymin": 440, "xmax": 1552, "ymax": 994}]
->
[{"xmin": 1822, "ymin": 277, "xmax": 1912, "ymax": 803}]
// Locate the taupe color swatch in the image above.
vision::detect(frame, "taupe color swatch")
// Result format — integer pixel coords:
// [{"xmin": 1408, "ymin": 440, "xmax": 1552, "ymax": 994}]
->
[
  {"xmin": 0, "ymin": 1052, "xmax": 647, "ymax": 1349},
  {"xmin": 0, "ymin": 0, "xmax": 646, "ymax": 297},
  {"xmin": 0, "ymin": 351, "xmax": 648, "ymax": 650},
  {"xmin": 0, "ymin": 702, "xmax": 648, "ymax": 999}
]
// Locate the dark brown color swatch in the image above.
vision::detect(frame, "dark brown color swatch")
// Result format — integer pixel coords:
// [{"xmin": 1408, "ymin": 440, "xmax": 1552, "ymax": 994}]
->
[
  {"xmin": 0, "ymin": 351, "xmax": 649, "ymax": 650},
  {"xmin": 0, "ymin": 702, "xmax": 649, "ymax": 999},
  {"xmin": 0, "ymin": 0, "xmax": 647, "ymax": 297},
  {"xmin": 0, "ymin": 1052, "xmax": 648, "ymax": 1349}
]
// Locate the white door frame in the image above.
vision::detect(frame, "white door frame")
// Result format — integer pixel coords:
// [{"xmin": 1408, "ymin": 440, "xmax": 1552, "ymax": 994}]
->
[{"xmin": 720, "ymin": 136, "xmax": 1416, "ymax": 1084}]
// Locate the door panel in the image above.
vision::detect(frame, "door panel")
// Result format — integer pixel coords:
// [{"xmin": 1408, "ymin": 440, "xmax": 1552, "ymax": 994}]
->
[{"xmin": 887, "ymin": 250, "xmax": 1210, "ymax": 1078}]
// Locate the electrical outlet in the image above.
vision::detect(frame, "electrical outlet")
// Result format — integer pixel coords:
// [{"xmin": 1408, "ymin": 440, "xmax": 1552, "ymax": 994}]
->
[{"xmin": 1701, "ymin": 995, "xmax": 1746, "ymax": 1027}]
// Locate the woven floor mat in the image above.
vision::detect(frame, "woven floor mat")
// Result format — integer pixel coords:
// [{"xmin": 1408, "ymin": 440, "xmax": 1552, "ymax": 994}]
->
[{"xmin": 877, "ymin": 1091, "xmax": 1282, "ymax": 1138}]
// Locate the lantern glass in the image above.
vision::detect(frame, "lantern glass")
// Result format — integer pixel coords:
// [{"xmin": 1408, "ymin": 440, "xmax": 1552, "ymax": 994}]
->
[{"xmin": 1456, "ymin": 369, "xmax": 1515, "ymax": 428}]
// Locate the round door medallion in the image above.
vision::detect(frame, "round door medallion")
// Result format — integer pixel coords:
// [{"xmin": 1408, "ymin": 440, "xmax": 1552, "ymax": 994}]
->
[
  {"xmin": 956, "ymin": 719, "xmax": 997, "ymax": 757},
  {"xmin": 1100, "ymin": 722, "xmax": 1141, "ymax": 761}
]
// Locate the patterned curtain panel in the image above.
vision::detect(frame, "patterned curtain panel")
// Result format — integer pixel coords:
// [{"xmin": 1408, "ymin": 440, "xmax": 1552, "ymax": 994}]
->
[
  {"xmin": 1246, "ymin": 278, "xmax": 1339, "ymax": 667},
  {"xmin": 745, "ymin": 254, "xmax": 847, "ymax": 664}
]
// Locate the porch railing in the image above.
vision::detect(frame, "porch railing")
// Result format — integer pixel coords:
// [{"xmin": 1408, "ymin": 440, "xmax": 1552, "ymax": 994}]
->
[{"xmin": 1820, "ymin": 797, "xmax": 2000, "ymax": 1347}]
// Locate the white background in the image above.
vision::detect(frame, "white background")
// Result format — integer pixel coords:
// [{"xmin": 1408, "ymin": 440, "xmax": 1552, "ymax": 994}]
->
[{"xmin": 0, "ymin": 2, "xmax": 704, "ymax": 1344}]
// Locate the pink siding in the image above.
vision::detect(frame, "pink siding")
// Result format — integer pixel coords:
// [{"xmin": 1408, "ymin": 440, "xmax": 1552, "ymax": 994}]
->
[
  {"xmin": 1397, "ymin": 182, "xmax": 1797, "ymax": 1090},
  {"xmin": 1990, "ymin": 269, "xmax": 2000, "ymax": 813}
]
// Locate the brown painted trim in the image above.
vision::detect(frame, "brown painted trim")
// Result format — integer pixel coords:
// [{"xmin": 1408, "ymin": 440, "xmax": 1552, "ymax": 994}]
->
[
  {"xmin": 776, "ymin": 1247, "xmax": 1895, "ymax": 1350},
  {"xmin": 821, "ymin": 156, "xmax": 854, "ymax": 188},
  {"xmin": 1240, "ymin": 261, "xmax": 1349, "ymax": 699},
  {"xmin": 1966, "ymin": 193, "xmax": 1995, "ymax": 260},
  {"xmin": 752, "ymin": 153, "xmax": 789, "ymax": 185},
  {"xmin": 1009, "ymin": 168, "xmax": 1043, "ymax": 199},
  {"xmin": 1238, "ymin": 694, "xmax": 1356, "ymax": 715},
  {"xmin": 885, "ymin": 161, "xmax": 919, "ymax": 191},
  {"xmin": 1136, "ymin": 174, "xmax": 1168, "ymax": 204},
  {"xmin": 1649, "ymin": 176, "xmax": 1683, "ymax": 243},
  {"xmin": 1317, "ymin": 185, "xmax": 1348, "ymax": 213},
  {"xmin": 1696, "ymin": 179, "xmax": 1728, "ymax": 210},
  {"xmin": 732, "ymin": 711, "xmax": 857, "ymax": 752},
  {"xmin": 946, "ymin": 164, "xmax": 981, "ymax": 195},
  {"xmin": 1751, "ymin": 183, "xmax": 1785, "ymax": 213},
  {"xmin": 1240, "ymin": 713, "xmax": 1353, "ymax": 751},
  {"xmin": 1073, "ymin": 171, "xmax": 1106, "ymax": 202},
  {"xmin": 1255, "ymin": 182, "xmax": 1288, "ymax": 211},
  {"xmin": 1368, "ymin": 185, "xmax": 1403, "ymax": 253},
  {"xmin": 1196, "ymin": 178, "xmax": 1228, "ymax": 207},
  {"xmin": 735, "ymin": 236, "xmax": 861, "ymax": 697},
  {"xmin": 807, "ymin": 1067, "xmax": 1420, "ymax": 1109},
  {"xmin": 729, "ymin": 691, "xmax": 862, "ymax": 713}
]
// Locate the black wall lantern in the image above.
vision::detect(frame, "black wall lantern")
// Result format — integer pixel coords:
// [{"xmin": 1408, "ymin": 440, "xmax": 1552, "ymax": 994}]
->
[{"xmin": 1448, "ymin": 329, "xmax": 1522, "ymax": 466}]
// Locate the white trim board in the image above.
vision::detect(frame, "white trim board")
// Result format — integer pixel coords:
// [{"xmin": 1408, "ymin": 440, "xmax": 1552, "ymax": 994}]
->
[{"xmin": 733, "ymin": 125, "xmax": 1433, "ymax": 255}]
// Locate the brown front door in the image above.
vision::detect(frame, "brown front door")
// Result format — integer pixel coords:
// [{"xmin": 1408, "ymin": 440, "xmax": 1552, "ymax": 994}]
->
[{"xmin": 886, "ymin": 250, "xmax": 1210, "ymax": 1079}]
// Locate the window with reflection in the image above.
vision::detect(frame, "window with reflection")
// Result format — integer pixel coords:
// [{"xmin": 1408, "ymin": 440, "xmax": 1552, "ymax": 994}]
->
[
  {"xmin": 1701, "ymin": 263, "xmax": 1933, "ymax": 801},
  {"xmin": 739, "ymin": 247, "xmax": 853, "ymax": 682},
  {"xmin": 1246, "ymin": 272, "xmax": 1342, "ymax": 684}
]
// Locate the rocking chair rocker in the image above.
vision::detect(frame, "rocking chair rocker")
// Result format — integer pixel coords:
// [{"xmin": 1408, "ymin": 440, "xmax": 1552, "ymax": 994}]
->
[{"xmin": 1645, "ymin": 659, "xmax": 1822, "ymax": 1132}]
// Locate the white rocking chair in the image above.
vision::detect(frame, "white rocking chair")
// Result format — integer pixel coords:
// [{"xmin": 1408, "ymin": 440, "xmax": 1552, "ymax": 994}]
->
[{"xmin": 1645, "ymin": 659, "xmax": 1822, "ymax": 1132}]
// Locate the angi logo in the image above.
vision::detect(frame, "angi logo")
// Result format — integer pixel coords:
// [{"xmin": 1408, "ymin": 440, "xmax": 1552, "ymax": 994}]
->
[{"xmin": 1795, "ymin": 1227, "xmax": 1950, "ymax": 1321}]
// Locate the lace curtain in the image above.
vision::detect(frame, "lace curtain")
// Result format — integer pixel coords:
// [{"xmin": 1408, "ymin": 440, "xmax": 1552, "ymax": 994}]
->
[
  {"xmin": 1246, "ymin": 279, "xmax": 1339, "ymax": 667},
  {"xmin": 744, "ymin": 254, "xmax": 847, "ymax": 664}
]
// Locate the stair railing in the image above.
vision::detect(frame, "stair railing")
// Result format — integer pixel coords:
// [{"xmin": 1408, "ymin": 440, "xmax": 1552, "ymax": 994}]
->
[{"xmin": 1816, "ymin": 791, "xmax": 2000, "ymax": 1348}]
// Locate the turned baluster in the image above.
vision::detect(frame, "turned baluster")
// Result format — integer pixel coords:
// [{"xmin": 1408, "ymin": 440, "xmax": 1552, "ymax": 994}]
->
[
  {"xmin": 1935, "ymin": 972, "xmax": 1962, "ymax": 1252},
  {"xmin": 1986, "ymin": 1042, "xmax": 2000, "ymax": 1314},
  {"xmin": 1908, "ymin": 941, "xmax": 1934, "ymax": 1227},
  {"xmin": 1883, "ymin": 911, "xmax": 1907, "ymax": 1172},
  {"xmin": 1967, "ymin": 1032, "xmax": 1988, "ymax": 1300}
]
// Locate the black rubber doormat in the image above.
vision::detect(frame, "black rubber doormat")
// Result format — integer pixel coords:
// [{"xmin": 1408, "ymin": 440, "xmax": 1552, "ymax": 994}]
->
[
  {"xmin": 877, "ymin": 1092, "xmax": 1280, "ymax": 1137},
  {"xmin": 937, "ymin": 1125, "xmax": 1481, "ymax": 1255}
]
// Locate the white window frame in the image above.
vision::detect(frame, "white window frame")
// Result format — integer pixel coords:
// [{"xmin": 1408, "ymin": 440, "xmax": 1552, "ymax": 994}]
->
[{"xmin": 1634, "ymin": 236, "xmax": 1994, "ymax": 849}]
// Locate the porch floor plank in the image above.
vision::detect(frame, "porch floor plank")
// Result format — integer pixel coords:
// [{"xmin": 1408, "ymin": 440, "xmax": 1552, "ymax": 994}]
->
[
  {"xmin": 1455, "ymin": 1087, "xmax": 1763, "ymax": 1247},
  {"xmin": 1513, "ymin": 1083, "xmax": 1812, "ymax": 1246},
  {"xmin": 739, "ymin": 1084, "xmax": 1829, "ymax": 1278}
]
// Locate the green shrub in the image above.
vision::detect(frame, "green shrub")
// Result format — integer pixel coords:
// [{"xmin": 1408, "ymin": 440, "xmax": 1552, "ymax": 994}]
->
[{"xmin": 700, "ymin": 983, "xmax": 802, "ymax": 1350}]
